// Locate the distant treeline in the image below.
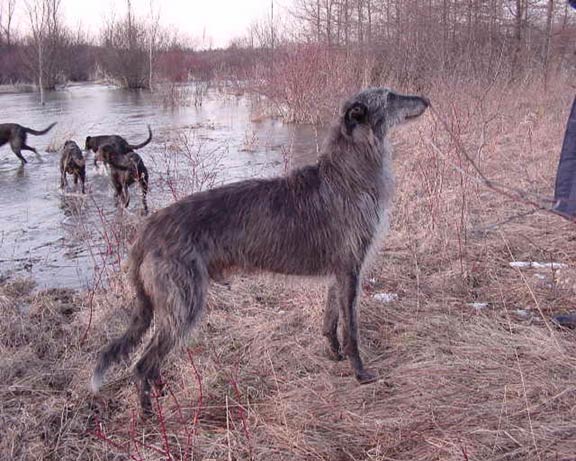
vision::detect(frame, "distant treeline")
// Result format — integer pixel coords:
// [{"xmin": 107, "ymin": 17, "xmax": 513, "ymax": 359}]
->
[{"xmin": 0, "ymin": 0, "xmax": 573, "ymax": 110}]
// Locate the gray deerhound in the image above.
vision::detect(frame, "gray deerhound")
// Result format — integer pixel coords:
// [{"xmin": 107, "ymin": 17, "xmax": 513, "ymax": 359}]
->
[
  {"xmin": 60, "ymin": 140, "xmax": 86, "ymax": 194},
  {"xmin": 0, "ymin": 122, "xmax": 57, "ymax": 164},
  {"xmin": 91, "ymin": 88, "xmax": 429, "ymax": 415}
]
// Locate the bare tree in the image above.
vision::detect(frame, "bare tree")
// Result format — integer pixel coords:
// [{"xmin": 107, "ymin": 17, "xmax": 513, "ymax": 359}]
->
[
  {"xmin": 0, "ymin": 0, "xmax": 16, "ymax": 46},
  {"xmin": 148, "ymin": 0, "xmax": 161, "ymax": 91},
  {"xmin": 26, "ymin": 0, "xmax": 70, "ymax": 102},
  {"xmin": 27, "ymin": 0, "xmax": 49, "ymax": 103},
  {"xmin": 100, "ymin": 0, "xmax": 150, "ymax": 89},
  {"xmin": 542, "ymin": 0, "xmax": 554, "ymax": 85}
]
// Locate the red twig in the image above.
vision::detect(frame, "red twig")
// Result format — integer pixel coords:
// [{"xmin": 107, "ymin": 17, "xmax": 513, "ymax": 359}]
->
[
  {"xmin": 92, "ymin": 414, "xmax": 143, "ymax": 461},
  {"xmin": 130, "ymin": 409, "xmax": 144, "ymax": 461},
  {"xmin": 79, "ymin": 261, "xmax": 105, "ymax": 345},
  {"xmin": 153, "ymin": 379, "xmax": 173, "ymax": 460},
  {"xmin": 461, "ymin": 443, "xmax": 470, "ymax": 461},
  {"xmin": 185, "ymin": 348, "xmax": 204, "ymax": 461}
]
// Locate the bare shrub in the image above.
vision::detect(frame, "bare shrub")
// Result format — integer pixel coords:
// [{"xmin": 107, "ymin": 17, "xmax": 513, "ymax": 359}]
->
[
  {"xmin": 155, "ymin": 82, "xmax": 192, "ymax": 109},
  {"xmin": 99, "ymin": 6, "xmax": 149, "ymax": 90},
  {"xmin": 149, "ymin": 127, "xmax": 226, "ymax": 203},
  {"xmin": 249, "ymin": 43, "xmax": 360, "ymax": 123}
]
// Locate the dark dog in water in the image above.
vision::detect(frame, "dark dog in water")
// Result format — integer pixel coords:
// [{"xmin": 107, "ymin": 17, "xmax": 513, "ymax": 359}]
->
[
  {"xmin": 85, "ymin": 125, "xmax": 152, "ymax": 167},
  {"xmin": 0, "ymin": 122, "xmax": 57, "ymax": 164},
  {"xmin": 60, "ymin": 140, "xmax": 86, "ymax": 194},
  {"xmin": 96, "ymin": 144, "xmax": 149, "ymax": 214}
]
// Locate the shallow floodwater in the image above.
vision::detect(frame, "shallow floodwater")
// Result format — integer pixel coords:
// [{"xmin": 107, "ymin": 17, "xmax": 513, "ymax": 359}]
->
[{"xmin": 0, "ymin": 83, "xmax": 321, "ymax": 289}]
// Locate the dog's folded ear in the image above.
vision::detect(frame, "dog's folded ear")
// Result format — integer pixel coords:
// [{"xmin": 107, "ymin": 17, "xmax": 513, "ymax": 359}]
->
[{"xmin": 344, "ymin": 102, "xmax": 368, "ymax": 135}]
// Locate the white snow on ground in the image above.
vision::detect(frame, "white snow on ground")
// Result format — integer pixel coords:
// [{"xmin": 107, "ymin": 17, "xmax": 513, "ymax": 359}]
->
[
  {"xmin": 373, "ymin": 292, "xmax": 399, "ymax": 303},
  {"xmin": 509, "ymin": 261, "xmax": 568, "ymax": 269},
  {"xmin": 468, "ymin": 302, "xmax": 489, "ymax": 311},
  {"xmin": 513, "ymin": 309, "xmax": 532, "ymax": 319}
]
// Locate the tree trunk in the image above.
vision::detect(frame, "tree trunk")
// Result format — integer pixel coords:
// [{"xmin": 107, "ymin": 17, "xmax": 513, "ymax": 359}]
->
[
  {"xmin": 39, "ymin": 43, "xmax": 45, "ymax": 105},
  {"xmin": 543, "ymin": 0, "xmax": 554, "ymax": 87}
]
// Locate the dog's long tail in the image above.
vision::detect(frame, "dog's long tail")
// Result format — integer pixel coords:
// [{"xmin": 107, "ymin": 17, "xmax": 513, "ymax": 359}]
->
[
  {"xmin": 128, "ymin": 125, "xmax": 153, "ymax": 150},
  {"xmin": 91, "ymin": 243, "xmax": 152, "ymax": 393},
  {"xmin": 25, "ymin": 122, "xmax": 57, "ymax": 136}
]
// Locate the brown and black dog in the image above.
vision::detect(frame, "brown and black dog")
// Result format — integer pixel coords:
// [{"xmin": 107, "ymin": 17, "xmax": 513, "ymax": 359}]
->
[
  {"xmin": 85, "ymin": 125, "xmax": 152, "ymax": 167},
  {"xmin": 96, "ymin": 144, "xmax": 149, "ymax": 214},
  {"xmin": 0, "ymin": 122, "xmax": 57, "ymax": 164},
  {"xmin": 60, "ymin": 140, "xmax": 86, "ymax": 194}
]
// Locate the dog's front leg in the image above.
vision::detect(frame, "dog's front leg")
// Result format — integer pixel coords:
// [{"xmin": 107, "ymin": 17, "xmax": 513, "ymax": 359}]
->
[
  {"xmin": 60, "ymin": 170, "xmax": 68, "ymax": 190},
  {"xmin": 80, "ymin": 170, "xmax": 86, "ymax": 194},
  {"xmin": 139, "ymin": 177, "xmax": 149, "ymax": 215},
  {"xmin": 337, "ymin": 270, "xmax": 377, "ymax": 384},
  {"xmin": 322, "ymin": 283, "xmax": 344, "ymax": 361},
  {"xmin": 113, "ymin": 180, "xmax": 123, "ymax": 207},
  {"xmin": 123, "ymin": 184, "xmax": 130, "ymax": 208}
]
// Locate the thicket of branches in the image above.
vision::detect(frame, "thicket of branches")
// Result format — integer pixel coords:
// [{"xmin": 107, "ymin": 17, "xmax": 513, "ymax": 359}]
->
[
  {"xmin": 0, "ymin": 0, "xmax": 574, "ymax": 102},
  {"xmin": 0, "ymin": 0, "xmax": 195, "ymax": 90},
  {"xmin": 284, "ymin": 0, "xmax": 576, "ymax": 81},
  {"xmin": 225, "ymin": 0, "xmax": 576, "ymax": 122}
]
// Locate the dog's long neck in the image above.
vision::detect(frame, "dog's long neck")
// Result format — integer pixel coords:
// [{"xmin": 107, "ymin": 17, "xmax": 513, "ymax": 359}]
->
[{"xmin": 318, "ymin": 123, "xmax": 394, "ymax": 206}]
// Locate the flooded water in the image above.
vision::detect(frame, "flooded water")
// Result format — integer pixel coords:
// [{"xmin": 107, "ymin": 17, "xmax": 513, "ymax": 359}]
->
[{"xmin": 0, "ymin": 83, "xmax": 321, "ymax": 289}]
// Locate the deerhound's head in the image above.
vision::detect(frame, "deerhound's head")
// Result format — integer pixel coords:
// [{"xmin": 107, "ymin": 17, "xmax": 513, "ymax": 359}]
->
[
  {"xmin": 342, "ymin": 88, "xmax": 429, "ymax": 140},
  {"xmin": 85, "ymin": 136, "xmax": 98, "ymax": 153}
]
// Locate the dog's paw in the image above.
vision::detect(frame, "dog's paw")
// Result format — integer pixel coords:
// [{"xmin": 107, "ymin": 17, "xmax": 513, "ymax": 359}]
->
[
  {"xmin": 355, "ymin": 369, "xmax": 378, "ymax": 384},
  {"xmin": 325, "ymin": 346, "xmax": 345, "ymax": 361}
]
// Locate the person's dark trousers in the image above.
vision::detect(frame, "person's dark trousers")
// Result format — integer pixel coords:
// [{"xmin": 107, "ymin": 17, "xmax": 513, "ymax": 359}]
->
[{"xmin": 554, "ymin": 96, "xmax": 576, "ymax": 215}]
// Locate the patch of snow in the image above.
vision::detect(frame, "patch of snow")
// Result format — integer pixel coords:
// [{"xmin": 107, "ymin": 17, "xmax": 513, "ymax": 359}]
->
[
  {"xmin": 468, "ymin": 302, "xmax": 489, "ymax": 311},
  {"xmin": 94, "ymin": 164, "xmax": 109, "ymax": 176},
  {"xmin": 509, "ymin": 261, "xmax": 568, "ymax": 270},
  {"xmin": 513, "ymin": 309, "xmax": 532, "ymax": 319},
  {"xmin": 373, "ymin": 292, "xmax": 399, "ymax": 303}
]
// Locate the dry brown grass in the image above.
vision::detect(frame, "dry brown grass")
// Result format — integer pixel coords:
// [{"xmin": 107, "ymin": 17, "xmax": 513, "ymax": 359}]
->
[{"xmin": 1, "ymin": 79, "xmax": 576, "ymax": 460}]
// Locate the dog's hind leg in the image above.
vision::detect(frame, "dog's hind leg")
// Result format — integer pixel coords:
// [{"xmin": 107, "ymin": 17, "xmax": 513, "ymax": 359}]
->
[
  {"xmin": 80, "ymin": 171, "xmax": 86, "ymax": 194},
  {"xmin": 10, "ymin": 139, "xmax": 27, "ymax": 164},
  {"xmin": 322, "ymin": 283, "xmax": 343, "ymax": 361},
  {"xmin": 337, "ymin": 270, "xmax": 377, "ymax": 384},
  {"xmin": 134, "ymin": 255, "xmax": 208, "ymax": 415},
  {"xmin": 22, "ymin": 143, "xmax": 41, "ymax": 159}
]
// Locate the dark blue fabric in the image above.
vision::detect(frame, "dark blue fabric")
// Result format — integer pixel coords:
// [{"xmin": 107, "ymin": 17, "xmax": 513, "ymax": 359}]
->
[{"xmin": 554, "ymin": 97, "xmax": 576, "ymax": 215}]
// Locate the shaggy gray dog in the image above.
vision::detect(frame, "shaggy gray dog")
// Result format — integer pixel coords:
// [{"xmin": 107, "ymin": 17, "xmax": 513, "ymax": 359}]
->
[{"xmin": 92, "ymin": 88, "xmax": 429, "ymax": 415}]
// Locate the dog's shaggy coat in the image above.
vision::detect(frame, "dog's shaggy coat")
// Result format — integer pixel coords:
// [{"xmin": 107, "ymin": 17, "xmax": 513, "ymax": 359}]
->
[
  {"xmin": 60, "ymin": 140, "xmax": 86, "ymax": 194},
  {"xmin": 85, "ymin": 125, "xmax": 152, "ymax": 167},
  {"xmin": 91, "ymin": 88, "xmax": 429, "ymax": 414},
  {"xmin": 96, "ymin": 144, "xmax": 149, "ymax": 214}
]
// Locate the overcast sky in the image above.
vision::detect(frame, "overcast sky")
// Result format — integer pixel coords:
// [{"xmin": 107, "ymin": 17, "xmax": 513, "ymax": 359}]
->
[{"xmin": 14, "ymin": 0, "xmax": 287, "ymax": 48}]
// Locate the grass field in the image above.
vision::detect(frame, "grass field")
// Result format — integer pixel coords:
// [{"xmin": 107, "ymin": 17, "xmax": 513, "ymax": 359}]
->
[{"xmin": 1, "ymin": 79, "xmax": 576, "ymax": 460}]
